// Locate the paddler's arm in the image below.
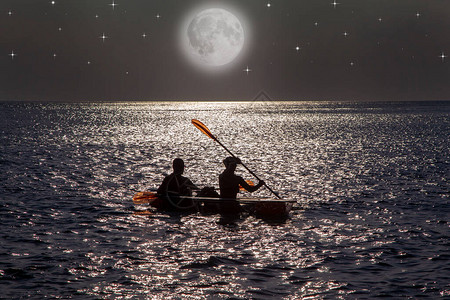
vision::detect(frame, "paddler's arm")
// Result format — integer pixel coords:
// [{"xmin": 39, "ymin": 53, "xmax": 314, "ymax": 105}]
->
[
  {"xmin": 156, "ymin": 175, "xmax": 171, "ymax": 194},
  {"xmin": 238, "ymin": 177, "xmax": 264, "ymax": 193},
  {"xmin": 185, "ymin": 178, "xmax": 200, "ymax": 190}
]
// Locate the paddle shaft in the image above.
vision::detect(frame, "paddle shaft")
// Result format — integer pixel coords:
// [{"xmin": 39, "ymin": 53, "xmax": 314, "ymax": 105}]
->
[{"xmin": 212, "ymin": 136, "xmax": 282, "ymax": 199}]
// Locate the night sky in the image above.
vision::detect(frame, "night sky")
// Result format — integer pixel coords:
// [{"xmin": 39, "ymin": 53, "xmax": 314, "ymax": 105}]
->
[{"xmin": 1, "ymin": 0, "xmax": 449, "ymax": 101}]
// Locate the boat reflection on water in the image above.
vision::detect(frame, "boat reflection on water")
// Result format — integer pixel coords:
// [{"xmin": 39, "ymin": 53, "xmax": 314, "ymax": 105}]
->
[{"xmin": 132, "ymin": 194, "xmax": 295, "ymax": 226}]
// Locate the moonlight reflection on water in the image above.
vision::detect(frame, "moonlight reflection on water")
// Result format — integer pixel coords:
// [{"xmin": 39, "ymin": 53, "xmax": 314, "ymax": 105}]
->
[{"xmin": 0, "ymin": 101, "xmax": 448, "ymax": 298}]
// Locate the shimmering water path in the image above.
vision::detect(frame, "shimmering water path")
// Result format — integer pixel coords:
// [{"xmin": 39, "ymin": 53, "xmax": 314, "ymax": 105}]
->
[{"xmin": 1, "ymin": 101, "xmax": 449, "ymax": 299}]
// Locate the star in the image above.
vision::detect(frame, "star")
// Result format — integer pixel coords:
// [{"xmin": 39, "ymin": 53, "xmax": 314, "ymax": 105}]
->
[
  {"xmin": 156, "ymin": 14, "xmax": 161, "ymax": 20},
  {"xmin": 53, "ymin": 53, "xmax": 57, "ymax": 58},
  {"xmin": 87, "ymin": 61, "xmax": 91, "ymax": 65},
  {"xmin": 295, "ymin": 46, "xmax": 300, "ymax": 52},
  {"xmin": 331, "ymin": 1, "xmax": 340, "ymax": 8},
  {"xmin": 267, "ymin": 3, "xmax": 271, "ymax": 8},
  {"xmin": 439, "ymin": 52, "xmax": 447, "ymax": 62},
  {"xmin": 243, "ymin": 66, "xmax": 252, "ymax": 75},
  {"xmin": 142, "ymin": 33, "xmax": 147, "ymax": 38},
  {"xmin": 99, "ymin": 33, "xmax": 108, "ymax": 42},
  {"xmin": 378, "ymin": 17, "xmax": 382, "ymax": 22},
  {"xmin": 109, "ymin": 1, "xmax": 118, "ymax": 10},
  {"xmin": 343, "ymin": 31, "xmax": 349, "ymax": 37},
  {"xmin": 314, "ymin": 22, "xmax": 319, "ymax": 26},
  {"xmin": 8, "ymin": 10, "xmax": 13, "ymax": 16},
  {"xmin": 51, "ymin": 1, "xmax": 56, "ymax": 5},
  {"xmin": 350, "ymin": 61, "xmax": 355, "ymax": 66},
  {"xmin": 9, "ymin": 51, "xmax": 17, "ymax": 59},
  {"xmin": 58, "ymin": 27, "xmax": 62, "ymax": 31},
  {"xmin": 416, "ymin": 12, "xmax": 421, "ymax": 18}
]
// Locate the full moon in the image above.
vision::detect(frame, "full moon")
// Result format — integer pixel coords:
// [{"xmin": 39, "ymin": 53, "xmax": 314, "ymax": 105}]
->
[{"xmin": 185, "ymin": 8, "xmax": 245, "ymax": 67}]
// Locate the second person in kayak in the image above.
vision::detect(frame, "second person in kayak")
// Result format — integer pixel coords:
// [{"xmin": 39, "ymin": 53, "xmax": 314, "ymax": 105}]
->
[{"xmin": 219, "ymin": 157, "xmax": 264, "ymax": 213}]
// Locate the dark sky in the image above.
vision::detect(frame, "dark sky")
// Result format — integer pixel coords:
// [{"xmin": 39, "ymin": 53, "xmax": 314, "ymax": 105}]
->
[{"xmin": 1, "ymin": 0, "xmax": 449, "ymax": 101}]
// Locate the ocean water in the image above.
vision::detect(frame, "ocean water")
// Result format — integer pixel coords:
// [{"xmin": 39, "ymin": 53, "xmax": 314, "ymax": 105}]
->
[{"xmin": 0, "ymin": 101, "xmax": 449, "ymax": 299}]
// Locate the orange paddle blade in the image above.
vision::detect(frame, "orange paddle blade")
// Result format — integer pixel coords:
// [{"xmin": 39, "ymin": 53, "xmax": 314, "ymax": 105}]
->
[
  {"xmin": 133, "ymin": 191, "xmax": 158, "ymax": 204},
  {"xmin": 239, "ymin": 180, "xmax": 255, "ymax": 191},
  {"xmin": 192, "ymin": 119, "xmax": 216, "ymax": 140}
]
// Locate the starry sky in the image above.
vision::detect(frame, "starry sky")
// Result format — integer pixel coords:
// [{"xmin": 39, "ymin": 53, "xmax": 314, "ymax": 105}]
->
[{"xmin": 1, "ymin": 0, "xmax": 449, "ymax": 101}]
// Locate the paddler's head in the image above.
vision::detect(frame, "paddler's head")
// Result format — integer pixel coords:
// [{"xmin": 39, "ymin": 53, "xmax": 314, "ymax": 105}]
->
[
  {"xmin": 223, "ymin": 157, "xmax": 239, "ymax": 171},
  {"xmin": 172, "ymin": 158, "xmax": 184, "ymax": 175}
]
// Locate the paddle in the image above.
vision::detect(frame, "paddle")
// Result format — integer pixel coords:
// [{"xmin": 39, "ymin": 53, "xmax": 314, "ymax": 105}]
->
[
  {"xmin": 240, "ymin": 180, "xmax": 254, "ymax": 191},
  {"xmin": 132, "ymin": 191, "xmax": 158, "ymax": 204},
  {"xmin": 192, "ymin": 119, "xmax": 281, "ymax": 199},
  {"xmin": 134, "ymin": 185, "xmax": 252, "ymax": 198}
]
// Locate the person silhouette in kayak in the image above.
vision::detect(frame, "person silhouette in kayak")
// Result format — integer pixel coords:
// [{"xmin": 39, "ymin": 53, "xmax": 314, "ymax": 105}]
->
[
  {"xmin": 219, "ymin": 157, "xmax": 264, "ymax": 213},
  {"xmin": 157, "ymin": 158, "xmax": 198, "ymax": 210}
]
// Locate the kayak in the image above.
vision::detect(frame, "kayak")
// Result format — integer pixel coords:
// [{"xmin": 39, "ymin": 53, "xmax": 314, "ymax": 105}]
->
[
  {"xmin": 132, "ymin": 192, "xmax": 295, "ymax": 219},
  {"xmin": 191, "ymin": 196, "xmax": 294, "ymax": 218}
]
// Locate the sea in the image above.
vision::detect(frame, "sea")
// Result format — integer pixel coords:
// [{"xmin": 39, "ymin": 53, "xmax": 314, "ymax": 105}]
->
[{"xmin": 0, "ymin": 101, "xmax": 449, "ymax": 299}]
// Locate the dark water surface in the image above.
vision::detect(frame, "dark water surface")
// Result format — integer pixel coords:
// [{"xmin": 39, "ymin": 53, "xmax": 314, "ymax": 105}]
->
[{"xmin": 1, "ymin": 101, "xmax": 449, "ymax": 299}]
